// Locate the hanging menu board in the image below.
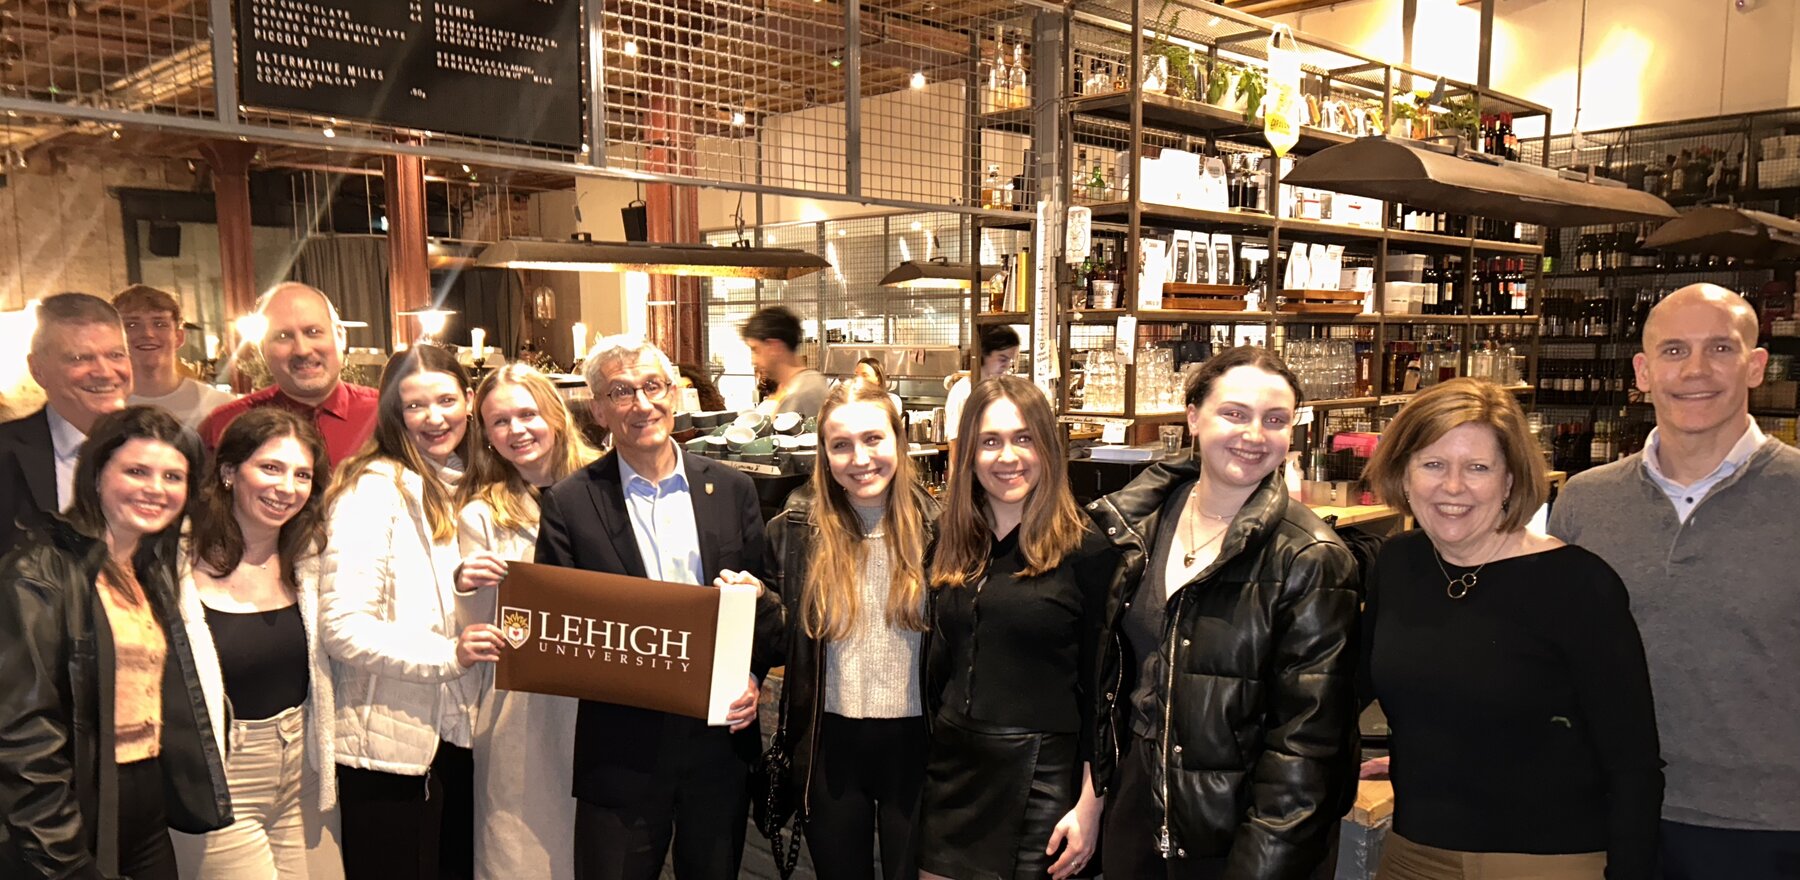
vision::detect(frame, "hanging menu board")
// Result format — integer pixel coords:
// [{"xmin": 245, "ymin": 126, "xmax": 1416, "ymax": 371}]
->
[{"xmin": 237, "ymin": 0, "xmax": 583, "ymax": 149}]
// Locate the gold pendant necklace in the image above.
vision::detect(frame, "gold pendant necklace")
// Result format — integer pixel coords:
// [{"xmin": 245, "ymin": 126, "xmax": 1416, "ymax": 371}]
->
[
  {"xmin": 1431, "ymin": 540, "xmax": 1500, "ymax": 599},
  {"xmin": 1182, "ymin": 496, "xmax": 1234, "ymax": 567}
]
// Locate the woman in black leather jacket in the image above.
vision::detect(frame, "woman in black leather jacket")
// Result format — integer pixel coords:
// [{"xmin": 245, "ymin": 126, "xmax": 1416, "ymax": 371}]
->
[
  {"xmin": 1086, "ymin": 346, "xmax": 1360, "ymax": 880},
  {"xmin": 765, "ymin": 380, "xmax": 939, "ymax": 880},
  {"xmin": 0, "ymin": 406, "xmax": 231, "ymax": 880}
]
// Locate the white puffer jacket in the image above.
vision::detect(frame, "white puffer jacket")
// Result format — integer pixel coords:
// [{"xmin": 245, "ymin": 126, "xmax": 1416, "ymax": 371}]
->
[
  {"xmin": 178, "ymin": 552, "xmax": 338, "ymax": 811},
  {"xmin": 320, "ymin": 459, "xmax": 477, "ymax": 775}
]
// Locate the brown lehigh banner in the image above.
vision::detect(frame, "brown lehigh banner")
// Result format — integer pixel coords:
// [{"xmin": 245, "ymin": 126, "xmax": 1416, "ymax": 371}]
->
[{"xmin": 494, "ymin": 562, "xmax": 756, "ymax": 725}]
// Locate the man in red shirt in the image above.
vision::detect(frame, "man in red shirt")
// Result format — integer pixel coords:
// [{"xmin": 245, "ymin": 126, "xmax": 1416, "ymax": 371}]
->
[{"xmin": 199, "ymin": 282, "xmax": 378, "ymax": 467}]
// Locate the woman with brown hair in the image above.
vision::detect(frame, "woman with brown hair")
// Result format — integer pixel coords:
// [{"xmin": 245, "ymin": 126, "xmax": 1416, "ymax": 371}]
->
[
  {"xmin": 318, "ymin": 345, "xmax": 490, "ymax": 880},
  {"xmin": 920, "ymin": 374, "xmax": 1114, "ymax": 880},
  {"xmin": 448, "ymin": 364, "xmax": 597, "ymax": 880},
  {"xmin": 172, "ymin": 407, "xmax": 343, "ymax": 880},
  {"xmin": 765, "ymin": 379, "xmax": 939, "ymax": 879},
  {"xmin": 0, "ymin": 406, "xmax": 230, "ymax": 880},
  {"xmin": 1087, "ymin": 345, "xmax": 1359, "ymax": 879},
  {"xmin": 1359, "ymin": 378, "xmax": 1660, "ymax": 880}
]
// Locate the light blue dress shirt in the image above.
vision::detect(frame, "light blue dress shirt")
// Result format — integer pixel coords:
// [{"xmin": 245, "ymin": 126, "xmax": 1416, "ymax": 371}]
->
[
  {"xmin": 617, "ymin": 446, "xmax": 705, "ymax": 586},
  {"xmin": 46, "ymin": 406, "xmax": 84, "ymax": 512},
  {"xmin": 1641, "ymin": 420, "xmax": 1767, "ymax": 523}
]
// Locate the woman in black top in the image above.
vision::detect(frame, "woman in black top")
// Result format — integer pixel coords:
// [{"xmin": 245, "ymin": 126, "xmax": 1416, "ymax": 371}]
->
[
  {"xmin": 922, "ymin": 375, "xmax": 1113, "ymax": 880},
  {"xmin": 0, "ymin": 406, "xmax": 230, "ymax": 880},
  {"xmin": 170, "ymin": 408, "xmax": 342, "ymax": 879},
  {"xmin": 1360, "ymin": 378, "xmax": 1662, "ymax": 880},
  {"xmin": 1085, "ymin": 346, "xmax": 1360, "ymax": 880}
]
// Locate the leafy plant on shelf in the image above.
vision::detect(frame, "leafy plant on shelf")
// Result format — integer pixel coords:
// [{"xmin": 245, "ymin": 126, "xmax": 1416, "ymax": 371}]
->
[
  {"xmin": 1235, "ymin": 64, "xmax": 1267, "ymax": 123},
  {"xmin": 1206, "ymin": 59, "xmax": 1239, "ymax": 105},
  {"xmin": 1442, "ymin": 96, "xmax": 1481, "ymax": 146},
  {"xmin": 1144, "ymin": 0, "xmax": 1197, "ymax": 98}
]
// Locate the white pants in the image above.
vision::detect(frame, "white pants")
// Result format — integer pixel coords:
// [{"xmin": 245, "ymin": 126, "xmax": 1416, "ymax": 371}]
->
[{"xmin": 172, "ymin": 705, "xmax": 344, "ymax": 880}]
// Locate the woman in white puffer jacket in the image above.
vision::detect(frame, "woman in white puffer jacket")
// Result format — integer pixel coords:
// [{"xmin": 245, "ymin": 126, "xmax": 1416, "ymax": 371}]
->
[{"xmin": 319, "ymin": 345, "xmax": 492, "ymax": 880}]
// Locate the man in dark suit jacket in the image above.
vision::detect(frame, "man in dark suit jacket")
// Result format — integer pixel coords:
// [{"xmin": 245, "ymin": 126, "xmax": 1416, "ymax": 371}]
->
[
  {"xmin": 0, "ymin": 293, "xmax": 133, "ymax": 555},
  {"xmin": 535, "ymin": 337, "xmax": 783, "ymax": 880}
]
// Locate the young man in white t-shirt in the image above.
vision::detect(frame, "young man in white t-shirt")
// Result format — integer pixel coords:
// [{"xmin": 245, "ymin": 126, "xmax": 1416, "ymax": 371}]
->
[{"xmin": 115, "ymin": 284, "xmax": 235, "ymax": 428}]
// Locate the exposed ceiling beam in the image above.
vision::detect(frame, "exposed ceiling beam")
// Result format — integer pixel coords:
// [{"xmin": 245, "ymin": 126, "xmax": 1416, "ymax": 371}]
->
[{"xmin": 1226, "ymin": 0, "xmax": 1375, "ymax": 17}]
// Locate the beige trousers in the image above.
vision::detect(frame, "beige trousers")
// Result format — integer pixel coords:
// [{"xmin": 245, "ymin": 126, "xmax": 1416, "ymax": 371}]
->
[
  {"xmin": 171, "ymin": 705, "xmax": 344, "ymax": 880},
  {"xmin": 1379, "ymin": 831, "xmax": 1607, "ymax": 880}
]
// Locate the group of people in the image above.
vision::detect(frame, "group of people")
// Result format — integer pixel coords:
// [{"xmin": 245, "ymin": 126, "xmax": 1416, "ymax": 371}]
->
[{"xmin": 0, "ymin": 280, "xmax": 1792, "ymax": 880}]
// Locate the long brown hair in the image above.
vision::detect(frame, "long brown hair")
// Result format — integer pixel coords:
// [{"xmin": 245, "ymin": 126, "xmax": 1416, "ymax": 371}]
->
[
  {"xmin": 459, "ymin": 364, "xmax": 598, "ymax": 534},
  {"xmin": 64, "ymin": 406, "xmax": 203, "ymax": 604},
  {"xmin": 327, "ymin": 345, "xmax": 473, "ymax": 542},
  {"xmin": 802, "ymin": 380, "xmax": 931, "ymax": 640},
  {"xmin": 930, "ymin": 375, "xmax": 1086, "ymax": 588},
  {"xmin": 190, "ymin": 408, "xmax": 331, "ymax": 593}
]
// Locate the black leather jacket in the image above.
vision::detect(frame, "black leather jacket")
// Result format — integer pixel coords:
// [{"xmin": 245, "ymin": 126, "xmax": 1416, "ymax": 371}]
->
[
  {"xmin": 765, "ymin": 483, "xmax": 939, "ymax": 818},
  {"xmin": 1086, "ymin": 455, "xmax": 1359, "ymax": 878},
  {"xmin": 0, "ymin": 521, "xmax": 231, "ymax": 879}
]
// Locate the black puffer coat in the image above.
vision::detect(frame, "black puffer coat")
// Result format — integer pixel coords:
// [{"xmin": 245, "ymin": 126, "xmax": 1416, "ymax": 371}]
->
[
  {"xmin": 764, "ymin": 483, "xmax": 940, "ymax": 818},
  {"xmin": 1085, "ymin": 454, "xmax": 1359, "ymax": 878},
  {"xmin": 0, "ymin": 521, "xmax": 231, "ymax": 879}
]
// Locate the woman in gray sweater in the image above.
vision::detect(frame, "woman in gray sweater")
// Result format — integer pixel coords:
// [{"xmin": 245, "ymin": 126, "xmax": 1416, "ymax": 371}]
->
[{"xmin": 765, "ymin": 379, "xmax": 939, "ymax": 880}]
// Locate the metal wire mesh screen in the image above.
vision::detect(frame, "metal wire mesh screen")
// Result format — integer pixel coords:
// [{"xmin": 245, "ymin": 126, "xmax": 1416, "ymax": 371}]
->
[{"xmin": 0, "ymin": 1, "xmax": 214, "ymax": 124}]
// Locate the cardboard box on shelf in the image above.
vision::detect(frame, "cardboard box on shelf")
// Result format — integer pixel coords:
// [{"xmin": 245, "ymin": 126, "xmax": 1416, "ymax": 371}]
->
[{"xmin": 1385, "ymin": 254, "xmax": 1428, "ymax": 283}]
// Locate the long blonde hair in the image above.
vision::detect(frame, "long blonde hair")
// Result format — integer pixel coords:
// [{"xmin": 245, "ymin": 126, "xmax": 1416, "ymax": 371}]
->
[
  {"xmin": 802, "ymin": 380, "xmax": 930, "ymax": 641},
  {"xmin": 930, "ymin": 375, "xmax": 1086, "ymax": 588},
  {"xmin": 460, "ymin": 365, "xmax": 598, "ymax": 533}
]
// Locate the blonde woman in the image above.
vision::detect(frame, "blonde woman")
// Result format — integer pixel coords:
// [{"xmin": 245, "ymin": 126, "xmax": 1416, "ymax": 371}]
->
[
  {"xmin": 451, "ymin": 365, "xmax": 597, "ymax": 880},
  {"xmin": 765, "ymin": 380, "xmax": 939, "ymax": 879},
  {"xmin": 319, "ymin": 345, "xmax": 487, "ymax": 880}
]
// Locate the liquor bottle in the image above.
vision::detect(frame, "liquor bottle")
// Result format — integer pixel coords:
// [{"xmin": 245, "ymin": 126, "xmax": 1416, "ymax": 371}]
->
[
  {"xmin": 1087, "ymin": 155, "xmax": 1110, "ymax": 202},
  {"xmin": 1008, "ymin": 33, "xmax": 1029, "ymax": 109},
  {"xmin": 984, "ymin": 26, "xmax": 1005, "ymax": 114},
  {"xmin": 1509, "ymin": 257, "xmax": 1529, "ymax": 314},
  {"xmin": 1669, "ymin": 152, "xmax": 1688, "ymax": 196},
  {"xmin": 982, "ymin": 164, "xmax": 1003, "ymax": 209}
]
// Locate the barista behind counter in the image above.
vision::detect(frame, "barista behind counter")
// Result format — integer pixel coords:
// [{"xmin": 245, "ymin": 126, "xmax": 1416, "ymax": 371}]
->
[{"xmin": 744, "ymin": 306, "xmax": 829, "ymax": 417}]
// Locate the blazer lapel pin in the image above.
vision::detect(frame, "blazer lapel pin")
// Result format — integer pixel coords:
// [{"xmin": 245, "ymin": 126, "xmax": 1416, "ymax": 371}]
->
[{"xmin": 705, "ymin": 482, "xmax": 715, "ymax": 495}]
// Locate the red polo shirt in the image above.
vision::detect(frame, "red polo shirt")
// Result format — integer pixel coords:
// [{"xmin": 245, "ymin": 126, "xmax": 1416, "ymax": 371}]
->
[{"xmin": 198, "ymin": 381, "xmax": 380, "ymax": 469}]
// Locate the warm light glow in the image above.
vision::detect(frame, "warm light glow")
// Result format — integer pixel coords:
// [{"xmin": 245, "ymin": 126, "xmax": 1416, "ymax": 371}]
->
[
  {"xmin": 470, "ymin": 327, "xmax": 486, "ymax": 359},
  {"xmin": 623, "ymin": 39, "xmax": 639, "ymax": 56},
  {"xmin": 910, "ymin": 71, "xmax": 927, "ymax": 89},
  {"xmin": 412, "ymin": 309, "xmax": 451, "ymax": 339},
  {"xmin": 234, "ymin": 313, "xmax": 269, "ymax": 350},
  {"xmin": 204, "ymin": 332, "xmax": 220, "ymax": 360},
  {"xmin": 731, "ymin": 111, "xmax": 747, "ymax": 128},
  {"xmin": 321, "ymin": 127, "xmax": 336, "ymax": 139},
  {"xmin": 909, "ymin": 221, "xmax": 923, "ymax": 231},
  {"xmin": 572, "ymin": 322, "xmax": 589, "ymax": 360}
]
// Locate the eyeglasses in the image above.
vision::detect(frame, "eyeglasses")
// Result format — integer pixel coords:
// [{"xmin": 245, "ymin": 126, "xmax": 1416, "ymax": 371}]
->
[{"xmin": 604, "ymin": 377, "xmax": 674, "ymax": 406}]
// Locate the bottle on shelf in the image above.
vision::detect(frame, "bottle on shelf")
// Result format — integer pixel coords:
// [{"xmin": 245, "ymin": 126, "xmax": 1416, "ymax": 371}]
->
[
  {"xmin": 983, "ymin": 26, "xmax": 1006, "ymax": 114},
  {"xmin": 982, "ymin": 164, "xmax": 1004, "ymax": 209},
  {"xmin": 1007, "ymin": 32, "xmax": 1030, "ymax": 109}
]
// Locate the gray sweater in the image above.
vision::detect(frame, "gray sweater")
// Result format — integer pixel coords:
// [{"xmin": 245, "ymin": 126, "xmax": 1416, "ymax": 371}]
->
[{"xmin": 1548, "ymin": 440, "xmax": 1800, "ymax": 831}]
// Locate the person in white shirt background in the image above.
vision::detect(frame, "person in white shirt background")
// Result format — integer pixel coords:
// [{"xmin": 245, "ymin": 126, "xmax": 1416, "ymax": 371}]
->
[{"xmin": 116, "ymin": 284, "xmax": 235, "ymax": 429}]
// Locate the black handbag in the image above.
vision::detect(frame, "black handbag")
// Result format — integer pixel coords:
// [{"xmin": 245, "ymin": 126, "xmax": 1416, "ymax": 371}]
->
[{"xmin": 750, "ymin": 679, "xmax": 804, "ymax": 879}]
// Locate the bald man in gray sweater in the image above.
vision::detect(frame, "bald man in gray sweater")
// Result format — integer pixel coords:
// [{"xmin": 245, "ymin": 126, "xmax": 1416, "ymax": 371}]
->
[{"xmin": 1549, "ymin": 284, "xmax": 1800, "ymax": 879}]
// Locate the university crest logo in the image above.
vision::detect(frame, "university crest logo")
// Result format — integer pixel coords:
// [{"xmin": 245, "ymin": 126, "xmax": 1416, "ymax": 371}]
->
[{"xmin": 500, "ymin": 607, "xmax": 533, "ymax": 650}]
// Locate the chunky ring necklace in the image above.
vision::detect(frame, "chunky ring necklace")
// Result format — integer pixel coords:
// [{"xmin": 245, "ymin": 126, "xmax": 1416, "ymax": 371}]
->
[{"xmin": 1431, "ymin": 542, "xmax": 1499, "ymax": 599}]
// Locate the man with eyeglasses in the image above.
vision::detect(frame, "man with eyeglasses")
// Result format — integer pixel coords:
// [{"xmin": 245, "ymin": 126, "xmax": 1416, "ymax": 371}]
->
[
  {"xmin": 535, "ymin": 335, "xmax": 784, "ymax": 880},
  {"xmin": 115, "ymin": 284, "xmax": 235, "ymax": 428},
  {"xmin": 198, "ymin": 282, "xmax": 377, "ymax": 467}
]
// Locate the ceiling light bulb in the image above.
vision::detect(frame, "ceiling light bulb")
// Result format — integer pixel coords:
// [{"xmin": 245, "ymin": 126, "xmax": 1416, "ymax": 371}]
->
[
  {"xmin": 731, "ymin": 111, "xmax": 747, "ymax": 127},
  {"xmin": 461, "ymin": 164, "xmax": 471, "ymax": 173},
  {"xmin": 910, "ymin": 71, "xmax": 926, "ymax": 89},
  {"xmin": 108, "ymin": 128, "xmax": 121, "ymax": 140},
  {"xmin": 910, "ymin": 221, "xmax": 923, "ymax": 231},
  {"xmin": 321, "ymin": 127, "xmax": 336, "ymax": 138},
  {"xmin": 623, "ymin": 39, "xmax": 639, "ymax": 56}
]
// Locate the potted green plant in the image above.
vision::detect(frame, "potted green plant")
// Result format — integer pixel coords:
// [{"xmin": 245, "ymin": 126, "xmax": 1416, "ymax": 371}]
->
[
  {"xmin": 1207, "ymin": 59, "xmax": 1242, "ymax": 107},
  {"xmin": 1235, "ymin": 64, "xmax": 1267, "ymax": 122},
  {"xmin": 1142, "ymin": 0, "xmax": 1193, "ymax": 97},
  {"xmin": 1442, "ymin": 96, "xmax": 1481, "ymax": 146}
]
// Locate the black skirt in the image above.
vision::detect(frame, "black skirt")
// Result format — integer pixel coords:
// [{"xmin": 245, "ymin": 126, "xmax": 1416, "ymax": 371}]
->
[{"xmin": 918, "ymin": 708, "xmax": 1080, "ymax": 880}]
